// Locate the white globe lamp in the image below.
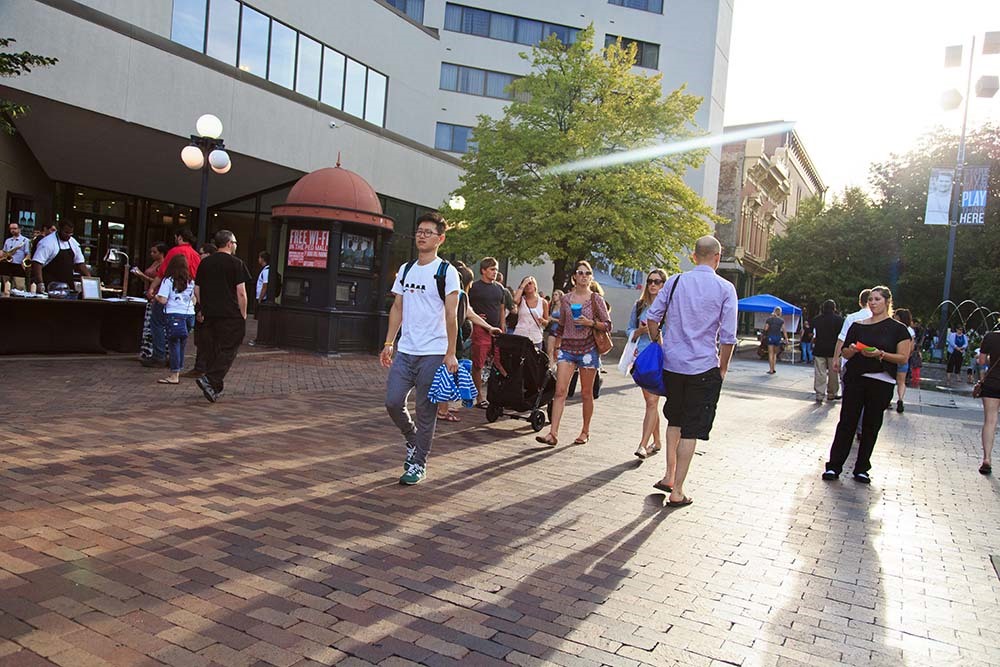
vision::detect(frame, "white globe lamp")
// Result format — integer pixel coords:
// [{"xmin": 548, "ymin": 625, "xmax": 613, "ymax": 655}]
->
[
  {"xmin": 181, "ymin": 145, "xmax": 205, "ymax": 170},
  {"xmin": 208, "ymin": 149, "xmax": 231, "ymax": 171},
  {"xmin": 196, "ymin": 114, "xmax": 223, "ymax": 139}
]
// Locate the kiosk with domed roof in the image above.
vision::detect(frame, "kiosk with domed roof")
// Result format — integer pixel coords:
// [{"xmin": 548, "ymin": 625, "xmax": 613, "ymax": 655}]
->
[{"xmin": 256, "ymin": 162, "xmax": 394, "ymax": 353}]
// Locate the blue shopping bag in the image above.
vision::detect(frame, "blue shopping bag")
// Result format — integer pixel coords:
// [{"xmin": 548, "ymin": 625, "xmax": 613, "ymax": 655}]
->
[{"xmin": 631, "ymin": 342, "xmax": 666, "ymax": 396}]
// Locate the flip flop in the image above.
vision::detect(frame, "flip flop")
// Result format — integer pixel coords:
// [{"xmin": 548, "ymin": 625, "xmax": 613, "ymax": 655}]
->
[
  {"xmin": 572, "ymin": 434, "xmax": 589, "ymax": 445},
  {"xmin": 535, "ymin": 434, "xmax": 558, "ymax": 446},
  {"xmin": 157, "ymin": 378, "xmax": 179, "ymax": 384},
  {"xmin": 652, "ymin": 481, "xmax": 673, "ymax": 493},
  {"xmin": 634, "ymin": 446, "xmax": 648, "ymax": 460},
  {"xmin": 437, "ymin": 412, "xmax": 461, "ymax": 422},
  {"xmin": 666, "ymin": 496, "xmax": 693, "ymax": 507}
]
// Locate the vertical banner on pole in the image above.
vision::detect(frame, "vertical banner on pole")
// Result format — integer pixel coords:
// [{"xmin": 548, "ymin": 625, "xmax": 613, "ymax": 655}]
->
[
  {"xmin": 959, "ymin": 166, "xmax": 989, "ymax": 225},
  {"xmin": 924, "ymin": 168, "xmax": 954, "ymax": 225}
]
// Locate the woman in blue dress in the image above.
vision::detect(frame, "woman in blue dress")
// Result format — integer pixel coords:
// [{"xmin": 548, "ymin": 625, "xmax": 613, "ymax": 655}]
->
[{"xmin": 628, "ymin": 269, "xmax": 668, "ymax": 460}]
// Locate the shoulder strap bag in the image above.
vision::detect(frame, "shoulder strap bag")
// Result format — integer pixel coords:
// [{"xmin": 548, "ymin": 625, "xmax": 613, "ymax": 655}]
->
[{"xmin": 590, "ymin": 293, "xmax": 614, "ymax": 356}]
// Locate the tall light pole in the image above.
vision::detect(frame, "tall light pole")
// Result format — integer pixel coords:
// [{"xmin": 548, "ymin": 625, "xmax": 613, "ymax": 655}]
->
[
  {"xmin": 938, "ymin": 33, "xmax": 998, "ymax": 343},
  {"xmin": 180, "ymin": 114, "xmax": 231, "ymax": 247}
]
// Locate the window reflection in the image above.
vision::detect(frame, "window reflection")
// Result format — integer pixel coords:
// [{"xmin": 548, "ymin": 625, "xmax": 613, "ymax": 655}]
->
[
  {"xmin": 238, "ymin": 6, "xmax": 269, "ymax": 76},
  {"xmin": 321, "ymin": 47, "xmax": 345, "ymax": 109},
  {"xmin": 296, "ymin": 36, "xmax": 321, "ymax": 99},
  {"xmin": 344, "ymin": 59, "xmax": 367, "ymax": 118},
  {"xmin": 206, "ymin": 0, "xmax": 238, "ymax": 65},
  {"xmin": 269, "ymin": 20, "xmax": 296, "ymax": 89},
  {"xmin": 171, "ymin": 0, "xmax": 205, "ymax": 51},
  {"xmin": 365, "ymin": 71, "xmax": 387, "ymax": 126}
]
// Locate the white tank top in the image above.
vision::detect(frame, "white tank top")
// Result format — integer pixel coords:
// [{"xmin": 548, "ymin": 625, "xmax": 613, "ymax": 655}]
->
[{"xmin": 513, "ymin": 297, "xmax": 545, "ymax": 343}]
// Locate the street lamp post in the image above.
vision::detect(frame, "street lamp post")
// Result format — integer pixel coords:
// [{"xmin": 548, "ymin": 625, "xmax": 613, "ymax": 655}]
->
[
  {"xmin": 180, "ymin": 114, "xmax": 231, "ymax": 247},
  {"xmin": 938, "ymin": 33, "xmax": 998, "ymax": 348}
]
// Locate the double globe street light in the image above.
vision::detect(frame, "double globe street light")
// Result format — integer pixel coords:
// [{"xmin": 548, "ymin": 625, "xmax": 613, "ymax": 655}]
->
[{"xmin": 180, "ymin": 114, "xmax": 232, "ymax": 247}]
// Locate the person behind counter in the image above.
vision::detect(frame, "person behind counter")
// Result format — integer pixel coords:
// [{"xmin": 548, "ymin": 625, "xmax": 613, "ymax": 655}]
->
[{"xmin": 30, "ymin": 220, "xmax": 90, "ymax": 290}]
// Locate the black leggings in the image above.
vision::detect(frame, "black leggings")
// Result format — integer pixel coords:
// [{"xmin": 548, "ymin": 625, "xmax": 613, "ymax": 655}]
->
[
  {"xmin": 946, "ymin": 350, "xmax": 964, "ymax": 374},
  {"xmin": 825, "ymin": 376, "xmax": 895, "ymax": 475}
]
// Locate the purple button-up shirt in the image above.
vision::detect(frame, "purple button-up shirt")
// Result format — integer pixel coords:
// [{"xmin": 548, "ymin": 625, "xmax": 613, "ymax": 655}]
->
[{"xmin": 644, "ymin": 264, "xmax": 738, "ymax": 375}]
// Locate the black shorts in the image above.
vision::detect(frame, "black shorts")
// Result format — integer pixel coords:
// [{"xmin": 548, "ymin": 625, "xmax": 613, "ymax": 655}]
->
[
  {"xmin": 980, "ymin": 383, "xmax": 1000, "ymax": 399},
  {"xmin": 661, "ymin": 368, "xmax": 724, "ymax": 440},
  {"xmin": 946, "ymin": 350, "xmax": 964, "ymax": 373}
]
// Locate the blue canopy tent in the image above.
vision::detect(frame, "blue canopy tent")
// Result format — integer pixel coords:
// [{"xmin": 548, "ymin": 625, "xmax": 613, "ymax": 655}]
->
[{"xmin": 737, "ymin": 294, "xmax": 803, "ymax": 362}]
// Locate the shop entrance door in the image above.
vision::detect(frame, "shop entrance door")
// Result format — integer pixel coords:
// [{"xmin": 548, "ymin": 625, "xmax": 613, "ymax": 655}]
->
[{"xmin": 72, "ymin": 214, "xmax": 129, "ymax": 291}]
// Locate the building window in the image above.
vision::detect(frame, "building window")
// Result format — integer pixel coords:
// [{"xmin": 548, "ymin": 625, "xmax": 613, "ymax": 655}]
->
[
  {"xmin": 605, "ymin": 34, "xmax": 660, "ymax": 69},
  {"xmin": 296, "ymin": 35, "xmax": 322, "ymax": 99},
  {"xmin": 385, "ymin": 0, "xmax": 425, "ymax": 23},
  {"xmin": 608, "ymin": 0, "xmax": 664, "ymax": 14},
  {"xmin": 268, "ymin": 20, "xmax": 297, "ymax": 89},
  {"xmin": 444, "ymin": 3, "xmax": 580, "ymax": 46},
  {"xmin": 206, "ymin": 0, "xmax": 239, "ymax": 65},
  {"xmin": 435, "ymin": 123, "xmax": 474, "ymax": 153},
  {"xmin": 170, "ymin": 1, "xmax": 389, "ymax": 127},
  {"xmin": 170, "ymin": 0, "xmax": 206, "ymax": 51},
  {"xmin": 440, "ymin": 63, "xmax": 517, "ymax": 100}
]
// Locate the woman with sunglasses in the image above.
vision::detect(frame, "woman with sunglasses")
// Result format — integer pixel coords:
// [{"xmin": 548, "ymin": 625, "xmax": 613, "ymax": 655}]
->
[
  {"xmin": 628, "ymin": 269, "xmax": 668, "ymax": 459},
  {"xmin": 536, "ymin": 260, "xmax": 612, "ymax": 447}
]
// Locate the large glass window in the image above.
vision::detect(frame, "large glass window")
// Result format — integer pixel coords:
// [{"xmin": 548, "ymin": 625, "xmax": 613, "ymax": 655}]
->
[
  {"xmin": 385, "ymin": 0, "xmax": 425, "ymax": 23},
  {"xmin": 435, "ymin": 123, "xmax": 474, "ymax": 153},
  {"xmin": 440, "ymin": 63, "xmax": 517, "ymax": 100},
  {"xmin": 444, "ymin": 4, "xmax": 579, "ymax": 46},
  {"xmin": 321, "ymin": 47, "xmax": 346, "ymax": 109},
  {"xmin": 605, "ymin": 34, "xmax": 660, "ymax": 69},
  {"xmin": 169, "ymin": 1, "xmax": 388, "ymax": 127},
  {"xmin": 365, "ymin": 71, "xmax": 387, "ymax": 126},
  {"xmin": 206, "ymin": 0, "xmax": 239, "ymax": 65},
  {"xmin": 238, "ymin": 5, "xmax": 269, "ymax": 76},
  {"xmin": 296, "ymin": 35, "xmax": 321, "ymax": 98},
  {"xmin": 268, "ymin": 20, "xmax": 296, "ymax": 89},
  {"xmin": 170, "ymin": 0, "xmax": 206, "ymax": 51},
  {"xmin": 343, "ymin": 59, "xmax": 367, "ymax": 118},
  {"xmin": 608, "ymin": 0, "xmax": 664, "ymax": 13}
]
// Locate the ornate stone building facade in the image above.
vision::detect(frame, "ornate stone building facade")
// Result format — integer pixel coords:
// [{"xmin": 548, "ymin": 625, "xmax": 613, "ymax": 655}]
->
[{"xmin": 715, "ymin": 122, "xmax": 826, "ymax": 298}]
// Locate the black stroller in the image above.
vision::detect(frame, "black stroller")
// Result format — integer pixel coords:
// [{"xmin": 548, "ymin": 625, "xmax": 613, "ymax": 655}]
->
[{"xmin": 484, "ymin": 334, "xmax": 556, "ymax": 431}]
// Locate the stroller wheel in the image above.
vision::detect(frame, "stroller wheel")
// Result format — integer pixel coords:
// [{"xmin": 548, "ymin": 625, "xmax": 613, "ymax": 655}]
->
[
  {"xmin": 485, "ymin": 403, "xmax": 502, "ymax": 423},
  {"xmin": 529, "ymin": 410, "xmax": 546, "ymax": 432}
]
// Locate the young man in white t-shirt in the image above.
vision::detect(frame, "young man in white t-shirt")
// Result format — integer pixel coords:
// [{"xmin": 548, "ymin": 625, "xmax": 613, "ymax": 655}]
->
[{"xmin": 381, "ymin": 213, "xmax": 460, "ymax": 485}]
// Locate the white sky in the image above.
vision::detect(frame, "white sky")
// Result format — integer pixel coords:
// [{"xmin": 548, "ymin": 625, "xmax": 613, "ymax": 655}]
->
[{"xmin": 724, "ymin": 0, "xmax": 1000, "ymax": 195}]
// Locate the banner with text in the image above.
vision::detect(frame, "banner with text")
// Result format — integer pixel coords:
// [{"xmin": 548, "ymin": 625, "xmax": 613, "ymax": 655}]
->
[
  {"xmin": 959, "ymin": 165, "xmax": 989, "ymax": 225},
  {"xmin": 924, "ymin": 168, "xmax": 953, "ymax": 225},
  {"xmin": 288, "ymin": 229, "xmax": 330, "ymax": 268}
]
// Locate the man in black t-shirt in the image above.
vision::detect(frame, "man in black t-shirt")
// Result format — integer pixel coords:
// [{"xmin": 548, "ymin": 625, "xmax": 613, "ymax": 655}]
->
[
  {"xmin": 193, "ymin": 229, "xmax": 248, "ymax": 403},
  {"xmin": 812, "ymin": 299, "xmax": 845, "ymax": 403},
  {"xmin": 468, "ymin": 257, "xmax": 507, "ymax": 405}
]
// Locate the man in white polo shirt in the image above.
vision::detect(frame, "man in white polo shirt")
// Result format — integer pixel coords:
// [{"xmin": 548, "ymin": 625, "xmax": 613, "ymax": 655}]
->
[
  {"xmin": 833, "ymin": 288, "xmax": 872, "ymax": 376},
  {"xmin": 30, "ymin": 220, "xmax": 90, "ymax": 290}
]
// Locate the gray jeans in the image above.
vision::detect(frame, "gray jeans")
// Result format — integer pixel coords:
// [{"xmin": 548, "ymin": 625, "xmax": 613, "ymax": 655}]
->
[
  {"xmin": 385, "ymin": 351, "xmax": 444, "ymax": 467},
  {"xmin": 814, "ymin": 356, "xmax": 840, "ymax": 400}
]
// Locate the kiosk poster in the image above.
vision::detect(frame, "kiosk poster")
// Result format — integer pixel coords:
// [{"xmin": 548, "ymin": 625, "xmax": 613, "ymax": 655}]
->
[
  {"xmin": 959, "ymin": 166, "xmax": 989, "ymax": 225},
  {"xmin": 341, "ymin": 233, "xmax": 375, "ymax": 271},
  {"xmin": 288, "ymin": 229, "xmax": 329, "ymax": 268}
]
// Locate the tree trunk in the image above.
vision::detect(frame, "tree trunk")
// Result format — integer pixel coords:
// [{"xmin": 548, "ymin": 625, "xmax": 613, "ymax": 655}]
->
[{"xmin": 551, "ymin": 257, "xmax": 568, "ymax": 294}]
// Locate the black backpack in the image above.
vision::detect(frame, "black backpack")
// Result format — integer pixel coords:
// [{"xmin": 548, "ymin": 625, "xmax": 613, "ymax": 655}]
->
[
  {"xmin": 399, "ymin": 260, "xmax": 469, "ymax": 353},
  {"xmin": 399, "ymin": 259, "xmax": 450, "ymax": 301}
]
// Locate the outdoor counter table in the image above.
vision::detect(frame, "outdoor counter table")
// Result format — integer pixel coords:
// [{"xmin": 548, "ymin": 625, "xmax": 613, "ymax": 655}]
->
[{"xmin": 0, "ymin": 297, "xmax": 146, "ymax": 354}]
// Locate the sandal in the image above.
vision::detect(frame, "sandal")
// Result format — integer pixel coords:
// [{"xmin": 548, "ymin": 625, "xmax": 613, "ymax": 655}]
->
[
  {"xmin": 535, "ymin": 433, "xmax": 558, "ymax": 446},
  {"xmin": 634, "ymin": 445, "xmax": 648, "ymax": 460},
  {"xmin": 157, "ymin": 378, "xmax": 179, "ymax": 385},
  {"xmin": 646, "ymin": 444, "xmax": 662, "ymax": 455},
  {"xmin": 980, "ymin": 463, "xmax": 992, "ymax": 475},
  {"xmin": 572, "ymin": 433, "xmax": 589, "ymax": 445},
  {"xmin": 666, "ymin": 496, "xmax": 693, "ymax": 507}
]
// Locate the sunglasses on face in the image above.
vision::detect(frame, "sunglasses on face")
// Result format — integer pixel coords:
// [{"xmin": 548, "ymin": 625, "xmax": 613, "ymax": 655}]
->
[
  {"xmin": 575, "ymin": 270, "xmax": 592, "ymax": 276},
  {"xmin": 647, "ymin": 278, "xmax": 664, "ymax": 285}
]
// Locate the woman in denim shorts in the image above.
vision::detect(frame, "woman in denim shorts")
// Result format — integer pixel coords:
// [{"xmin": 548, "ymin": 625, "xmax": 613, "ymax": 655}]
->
[{"xmin": 535, "ymin": 260, "xmax": 612, "ymax": 447}]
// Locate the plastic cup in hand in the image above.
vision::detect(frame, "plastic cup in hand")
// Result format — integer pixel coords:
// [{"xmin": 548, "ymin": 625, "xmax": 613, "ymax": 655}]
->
[{"xmin": 570, "ymin": 303, "xmax": 582, "ymax": 328}]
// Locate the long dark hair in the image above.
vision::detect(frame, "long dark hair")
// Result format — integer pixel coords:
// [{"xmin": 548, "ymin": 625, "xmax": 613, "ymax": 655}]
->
[{"xmin": 165, "ymin": 254, "xmax": 191, "ymax": 293}]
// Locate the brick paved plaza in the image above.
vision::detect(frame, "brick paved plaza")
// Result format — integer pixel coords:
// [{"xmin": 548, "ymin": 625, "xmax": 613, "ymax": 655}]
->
[{"xmin": 1, "ymin": 345, "xmax": 998, "ymax": 667}]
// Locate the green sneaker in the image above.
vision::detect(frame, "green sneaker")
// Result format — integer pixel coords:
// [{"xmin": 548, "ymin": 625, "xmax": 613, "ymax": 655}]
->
[
  {"xmin": 403, "ymin": 443, "xmax": 416, "ymax": 471},
  {"xmin": 399, "ymin": 463, "xmax": 426, "ymax": 485}
]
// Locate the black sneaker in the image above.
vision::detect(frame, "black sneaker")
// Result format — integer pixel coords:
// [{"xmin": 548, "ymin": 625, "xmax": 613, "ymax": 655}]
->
[
  {"xmin": 195, "ymin": 376, "xmax": 218, "ymax": 403},
  {"xmin": 822, "ymin": 470, "xmax": 839, "ymax": 481},
  {"xmin": 896, "ymin": 399, "xmax": 904, "ymax": 413},
  {"xmin": 853, "ymin": 472, "xmax": 871, "ymax": 484}
]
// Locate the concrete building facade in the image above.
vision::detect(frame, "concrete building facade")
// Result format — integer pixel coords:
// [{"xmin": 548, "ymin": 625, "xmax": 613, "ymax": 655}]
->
[
  {"xmin": 1, "ymin": 0, "xmax": 733, "ymax": 328},
  {"xmin": 715, "ymin": 122, "xmax": 826, "ymax": 300}
]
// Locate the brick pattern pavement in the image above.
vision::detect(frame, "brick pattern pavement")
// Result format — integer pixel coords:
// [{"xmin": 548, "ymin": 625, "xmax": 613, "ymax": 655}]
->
[{"xmin": 1, "ymin": 354, "xmax": 998, "ymax": 666}]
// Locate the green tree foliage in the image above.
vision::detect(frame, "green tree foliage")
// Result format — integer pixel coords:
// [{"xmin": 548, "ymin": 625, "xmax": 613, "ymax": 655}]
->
[
  {"xmin": 1, "ymin": 37, "xmax": 58, "ymax": 135},
  {"xmin": 762, "ymin": 124, "xmax": 999, "ymax": 322},
  {"xmin": 444, "ymin": 26, "xmax": 714, "ymax": 289}
]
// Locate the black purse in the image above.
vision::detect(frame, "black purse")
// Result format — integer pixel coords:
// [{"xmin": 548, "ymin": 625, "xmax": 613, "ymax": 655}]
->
[{"xmin": 166, "ymin": 317, "xmax": 189, "ymax": 340}]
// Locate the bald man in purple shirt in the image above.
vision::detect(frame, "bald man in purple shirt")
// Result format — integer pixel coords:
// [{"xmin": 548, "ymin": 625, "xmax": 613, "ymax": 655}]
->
[{"xmin": 645, "ymin": 236, "xmax": 738, "ymax": 507}]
